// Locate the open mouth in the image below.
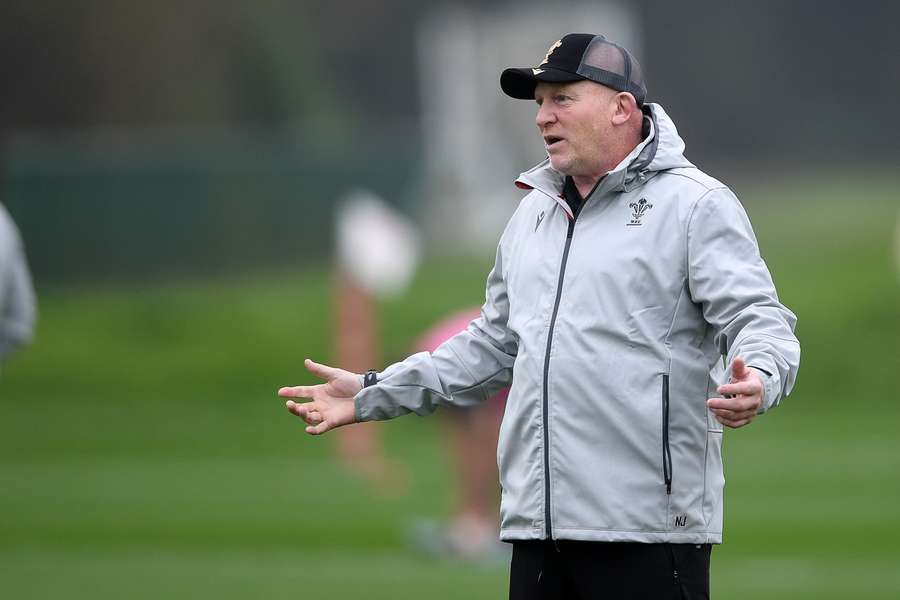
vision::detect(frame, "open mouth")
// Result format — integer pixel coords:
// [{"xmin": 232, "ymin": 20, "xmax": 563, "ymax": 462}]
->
[{"xmin": 544, "ymin": 135, "xmax": 564, "ymax": 149}]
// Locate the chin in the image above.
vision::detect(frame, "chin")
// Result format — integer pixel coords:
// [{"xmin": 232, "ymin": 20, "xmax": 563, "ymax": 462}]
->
[{"xmin": 548, "ymin": 156, "xmax": 572, "ymax": 174}]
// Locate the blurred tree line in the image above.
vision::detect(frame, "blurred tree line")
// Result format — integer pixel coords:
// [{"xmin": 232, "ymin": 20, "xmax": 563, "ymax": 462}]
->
[
  {"xmin": 2, "ymin": 0, "xmax": 896, "ymax": 161},
  {"xmin": 1, "ymin": 0, "xmax": 896, "ymax": 282},
  {"xmin": 0, "ymin": 0, "xmax": 425, "ymax": 133}
]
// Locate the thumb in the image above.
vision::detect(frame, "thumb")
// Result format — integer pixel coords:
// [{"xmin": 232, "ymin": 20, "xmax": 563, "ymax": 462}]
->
[
  {"xmin": 730, "ymin": 357, "xmax": 748, "ymax": 381},
  {"xmin": 305, "ymin": 358, "xmax": 339, "ymax": 381}
]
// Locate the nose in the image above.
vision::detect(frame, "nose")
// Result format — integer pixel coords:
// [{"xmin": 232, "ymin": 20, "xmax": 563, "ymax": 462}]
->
[{"xmin": 535, "ymin": 102, "xmax": 555, "ymax": 130}]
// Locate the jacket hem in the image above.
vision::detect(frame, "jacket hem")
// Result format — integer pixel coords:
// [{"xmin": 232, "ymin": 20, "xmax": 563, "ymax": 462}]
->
[{"xmin": 500, "ymin": 527, "xmax": 722, "ymax": 545}]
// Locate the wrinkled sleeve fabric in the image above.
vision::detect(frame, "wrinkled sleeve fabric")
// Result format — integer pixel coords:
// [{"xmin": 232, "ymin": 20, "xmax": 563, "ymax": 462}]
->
[
  {"xmin": 687, "ymin": 188, "xmax": 800, "ymax": 412},
  {"xmin": 0, "ymin": 208, "xmax": 37, "ymax": 361},
  {"xmin": 354, "ymin": 238, "xmax": 517, "ymax": 422}
]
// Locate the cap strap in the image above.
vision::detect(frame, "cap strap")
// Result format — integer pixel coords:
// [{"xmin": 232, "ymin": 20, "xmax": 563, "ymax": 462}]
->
[{"xmin": 576, "ymin": 65, "xmax": 644, "ymax": 104}]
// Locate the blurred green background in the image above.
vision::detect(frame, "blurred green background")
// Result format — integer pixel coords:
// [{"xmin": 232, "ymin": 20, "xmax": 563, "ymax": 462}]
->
[
  {"xmin": 2, "ymin": 178, "xmax": 898, "ymax": 599},
  {"xmin": 2, "ymin": 1, "xmax": 899, "ymax": 598}
]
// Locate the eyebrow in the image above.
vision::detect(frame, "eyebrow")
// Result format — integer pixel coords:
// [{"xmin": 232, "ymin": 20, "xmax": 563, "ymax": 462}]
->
[{"xmin": 536, "ymin": 89, "xmax": 576, "ymax": 101}]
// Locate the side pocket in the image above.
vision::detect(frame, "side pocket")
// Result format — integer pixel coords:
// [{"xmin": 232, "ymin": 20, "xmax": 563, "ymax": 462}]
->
[{"xmin": 662, "ymin": 374, "xmax": 673, "ymax": 496}]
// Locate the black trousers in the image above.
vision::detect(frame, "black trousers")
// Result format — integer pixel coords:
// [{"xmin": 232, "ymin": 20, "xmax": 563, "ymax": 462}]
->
[{"xmin": 509, "ymin": 540, "xmax": 711, "ymax": 600}]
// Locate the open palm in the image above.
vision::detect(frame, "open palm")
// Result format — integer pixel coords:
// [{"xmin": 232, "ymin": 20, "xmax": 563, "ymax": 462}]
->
[{"xmin": 279, "ymin": 358, "xmax": 362, "ymax": 435}]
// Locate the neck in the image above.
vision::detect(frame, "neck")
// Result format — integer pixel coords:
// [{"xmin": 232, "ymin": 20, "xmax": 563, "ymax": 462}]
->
[
  {"xmin": 571, "ymin": 175, "xmax": 602, "ymax": 199},
  {"xmin": 571, "ymin": 130, "xmax": 643, "ymax": 199}
]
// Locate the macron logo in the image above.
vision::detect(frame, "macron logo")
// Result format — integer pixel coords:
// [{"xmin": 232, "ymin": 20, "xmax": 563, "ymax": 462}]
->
[{"xmin": 535, "ymin": 210, "xmax": 545, "ymax": 231}]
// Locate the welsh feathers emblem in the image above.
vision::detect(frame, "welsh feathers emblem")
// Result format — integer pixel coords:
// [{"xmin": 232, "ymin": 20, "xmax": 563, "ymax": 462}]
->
[
  {"xmin": 541, "ymin": 40, "xmax": 563, "ymax": 65},
  {"xmin": 627, "ymin": 198, "xmax": 653, "ymax": 226}
]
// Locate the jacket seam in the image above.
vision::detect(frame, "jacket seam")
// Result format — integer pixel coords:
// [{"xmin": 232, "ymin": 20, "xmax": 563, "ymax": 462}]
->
[
  {"xmin": 663, "ymin": 170, "xmax": 729, "ymax": 192},
  {"xmin": 377, "ymin": 371, "xmax": 506, "ymax": 398},
  {"xmin": 701, "ymin": 377, "xmax": 712, "ymax": 527},
  {"xmin": 469, "ymin": 324, "xmax": 518, "ymax": 357},
  {"xmin": 446, "ymin": 340, "xmax": 490, "ymax": 403},
  {"xmin": 549, "ymin": 526, "xmax": 722, "ymax": 534},
  {"xmin": 733, "ymin": 331, "xmax": 801, "ymax": 345},
  {"xmin": 684, "ymin": 188, "xmax": 718, "ymax": 282},
  {"xmin": 663, "ymin": 284, "xmax": 687, "ymax": 359}
]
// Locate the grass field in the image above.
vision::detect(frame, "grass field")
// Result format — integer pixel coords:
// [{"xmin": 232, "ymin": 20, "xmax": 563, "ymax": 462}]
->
[{"xmin": 1, "ymin": 175, "xmax": 898, "ymax": 598}]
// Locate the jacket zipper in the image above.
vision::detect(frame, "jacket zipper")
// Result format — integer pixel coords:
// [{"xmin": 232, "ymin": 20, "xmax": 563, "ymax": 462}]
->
[
  {"xmin": 662, "ymin": 373, "xmax": 673, "ymax": 495},
  {"xmin": 541, "ymin": 215, "xmax": 576, "ymax": 539}
]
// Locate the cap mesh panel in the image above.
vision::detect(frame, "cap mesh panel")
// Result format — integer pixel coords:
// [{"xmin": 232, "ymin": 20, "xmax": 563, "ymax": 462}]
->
[{"xmin": 576, "ymin": 35, "xmax": 647, "ymax": 104}]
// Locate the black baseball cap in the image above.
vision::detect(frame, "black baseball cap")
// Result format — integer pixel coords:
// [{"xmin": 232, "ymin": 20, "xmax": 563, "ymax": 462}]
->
[{"xmin": 500, "ymin": 33, "xmax": 647, "ymax": 105}]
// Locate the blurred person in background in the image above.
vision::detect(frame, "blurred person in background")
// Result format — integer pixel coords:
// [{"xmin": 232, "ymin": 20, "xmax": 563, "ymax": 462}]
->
[
  {"xmin": 329, "ymin": 192, "xmax": 419, "ymax": 494},
  {"xmin": 410, "ymin": 308, "xmax": 508, "ymax": 561},
  {"xmin": 281, "ymin": 33, "xmax": 800, "ymax": 598},
  {"xmin": 331, "ymin": 272, "xmax": 409, "ymax": 495},
  {"xmin": 0, "ymin": 203, "xmax": 36, "ymax": 365},
  {"xmin": 334, "ymin": 198, "xmax": 506, "ymax": 553}
]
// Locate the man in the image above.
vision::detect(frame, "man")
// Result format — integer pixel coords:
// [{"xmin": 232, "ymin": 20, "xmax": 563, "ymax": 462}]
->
[
  {"xmin": 0, "ymin": 203, "xmax": 36, "ymax": 363},
  {"xmin": 280, "ymin": 33, "xmax": 800, "ymax": 598}
]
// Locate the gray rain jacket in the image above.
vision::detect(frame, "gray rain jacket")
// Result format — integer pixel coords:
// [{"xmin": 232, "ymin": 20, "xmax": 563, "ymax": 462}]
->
[
  {"xmin": 355, "ymin": 103, "xmax": 800, "ymax": 544},
  {"xmin": 0, "ymin": 204, "xmax": 36, "ymax": 361}
]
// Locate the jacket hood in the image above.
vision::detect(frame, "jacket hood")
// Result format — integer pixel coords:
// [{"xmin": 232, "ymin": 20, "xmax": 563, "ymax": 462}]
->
[{"xmin": 516, "ymin": 103, "xmax": 694, "ymax": 198}]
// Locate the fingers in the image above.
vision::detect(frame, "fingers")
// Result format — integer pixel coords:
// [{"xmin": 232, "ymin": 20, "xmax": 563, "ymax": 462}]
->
[
  {"xmin": 304, "ymin": 410, "xmax": 324, "ymax": 425},
  {"xmin": 278, "ymin": 385, "xmax": 316, "ymax": 399},
  {"xmin": 709, "ymin": 388, "xmax": 760, "ymax": 428},
  {"xmin": 285, "ymin": 399, "xmax": 307, "ymax": 417},
  {"xmin": 285, "ymin": 400, "xmax": 324, "ymax": 424},
  {"xmin": 714, "ymin": 359, "xmax": 763, "ymax": 425},
  {"xmin": 304, "ymin": 358, "xmax": 339, "ymax": 381},
  {"xmin": 710, "ymin": 406, "xmax": 756, "ymax": 421},
  {"xmin": 285, "ymin": 400, "xmax": 331, "ymax": 435},
  {"xmin": 714, "ymin": 414, "xmax": 753, "ymax": 428},
  {"xmin": 305, "ymin": 420, "xmax": 333, "ymax": 435},
  {"xmin": 708, "ymin": 392, "xmax": 760, "ymax": 412},
  {"xmin": 717, "ymin": 381, "xmax": 761, "ymax": 397}
]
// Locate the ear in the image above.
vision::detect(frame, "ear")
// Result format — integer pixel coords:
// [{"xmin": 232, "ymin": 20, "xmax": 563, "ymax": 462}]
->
[{"xmin": 611, "ymin": 92, "xmax": 639, "ymax": 126}]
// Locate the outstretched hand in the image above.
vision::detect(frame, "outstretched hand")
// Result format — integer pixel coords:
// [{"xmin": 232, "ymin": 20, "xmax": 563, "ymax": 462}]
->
[
  {"xmin": 706, "ymin": 357, "xmax": 764, "ymax": 429},
  {"xmin": 279, "ymin": 359, "xmax": 362, "ymax": 435}
]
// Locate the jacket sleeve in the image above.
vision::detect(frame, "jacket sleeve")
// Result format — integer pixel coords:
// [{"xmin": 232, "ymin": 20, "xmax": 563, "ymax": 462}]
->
[
  {"xmin": 354, "ymin": 238, "xmax": 517, "ymax": 422},
  {"xmin": 0, "ymin": 210, "xmax": 37, "ymax": 361},
  {"xmin": 686, "ymin": 188, "xmax": 800, "ymax": 412}
]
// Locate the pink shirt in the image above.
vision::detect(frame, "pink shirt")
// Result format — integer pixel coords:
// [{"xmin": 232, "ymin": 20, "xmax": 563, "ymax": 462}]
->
[{"xmin": 417, "ymin": 308, "xmax": 509, "ymax": 403}]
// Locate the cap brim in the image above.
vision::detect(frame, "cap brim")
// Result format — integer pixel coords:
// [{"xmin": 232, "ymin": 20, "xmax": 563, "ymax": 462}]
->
[{"xmin": 500, "ymin": 67, "xmax": 585, "ymax": 99}]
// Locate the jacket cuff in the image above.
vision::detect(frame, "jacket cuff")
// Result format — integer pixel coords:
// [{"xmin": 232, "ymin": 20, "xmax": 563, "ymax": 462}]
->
[
  {"xmin": 748, "ymin": 366, "xmax": 778, "ymax": 414},
  {"xmin": 354, "ymin": 367, "xmax": 389, "ymax": 422},
  {"xmin": 354, "ymin": 394, "xmax": 365, "ymax": 423}
]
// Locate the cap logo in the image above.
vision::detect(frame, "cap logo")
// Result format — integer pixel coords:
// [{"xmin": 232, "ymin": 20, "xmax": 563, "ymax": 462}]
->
[
  {"xmin": 532, "ymin": 68, "xmax": 545, "ymax": 75},
  {"xmin": 540, "ymin": 40, "xmax": 562, "ymax": 66}
]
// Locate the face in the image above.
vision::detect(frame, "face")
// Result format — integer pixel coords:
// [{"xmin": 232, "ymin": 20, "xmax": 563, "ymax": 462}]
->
[{"xmin": 534, "ymin": 80, "xmax": 617, "ymax": 177}]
